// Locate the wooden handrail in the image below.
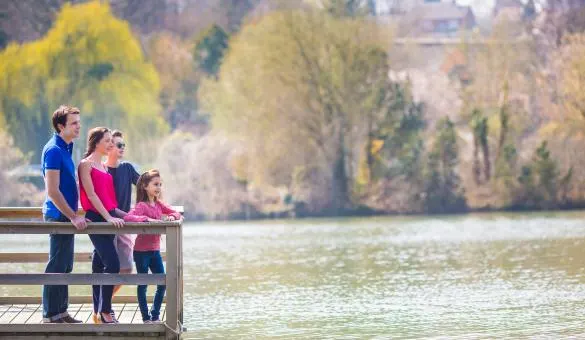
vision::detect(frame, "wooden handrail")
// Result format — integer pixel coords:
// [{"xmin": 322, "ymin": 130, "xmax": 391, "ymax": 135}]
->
[
  {"xmin": 0, "ymin": 273, "xmax": 165, "ymax": 285},
  {"xmin": 0, "ymin": 295, "xmax": 165, "ymax": 304},
  {"xmin": 0, "ymin": 206, "xmax": 184, "ymax": 218},
  {"xmin": 0, "ymin": 252, "xmax": 167, "ymax": 263},
  {"xmin": 0, "ymin": 221, "xmax": 178, "ymax": 234},
  {"xmin": 0, "ymin": 219, "xmax": 184, "ymax": 340}
]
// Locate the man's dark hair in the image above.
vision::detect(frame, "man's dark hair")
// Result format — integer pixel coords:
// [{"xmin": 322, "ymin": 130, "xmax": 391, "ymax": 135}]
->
[
  {"xmin": 52, "ymin": 105, "xmax": 80, "ymax": 133},
  {"xmin": 112, "ymin": 130, "xmax": 123, "ymax": 139}
]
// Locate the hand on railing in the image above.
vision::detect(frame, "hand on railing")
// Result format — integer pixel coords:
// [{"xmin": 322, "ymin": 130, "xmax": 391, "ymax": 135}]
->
[
  {"xmin": 71, "ymin": 215, "xmax": 88, "ymax": 230},
  {"xmin": 162, "ymin": 215, "xmax": 184, "ymax": 223},
  {"xmin": 107, "ymin": 217, "xmax": 125, "ymax": 228}
]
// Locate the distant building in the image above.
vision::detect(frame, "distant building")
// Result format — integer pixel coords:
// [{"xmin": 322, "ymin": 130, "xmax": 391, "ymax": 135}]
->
[
  {"xmin": 493, "ymin": 0, "xmax": 525, "ymax": 23},
  {"xmin": 411, "ymin": 1, "xmax": 476, "ymax": 36}
]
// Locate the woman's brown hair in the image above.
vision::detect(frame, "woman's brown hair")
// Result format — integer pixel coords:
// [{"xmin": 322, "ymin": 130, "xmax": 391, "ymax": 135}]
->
[
  {"xmin": 83, "ymin": 127, "xmax": 110, "ymax": 158},
  {"xmin": 136, "ymin": 169, "xmax": 161, "ymax": 203}
]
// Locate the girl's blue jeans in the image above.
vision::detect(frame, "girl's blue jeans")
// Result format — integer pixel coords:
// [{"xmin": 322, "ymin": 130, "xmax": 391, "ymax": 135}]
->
[{"xmin": 133, "ymin": 250, "xmax": 166, "ymax": 321}]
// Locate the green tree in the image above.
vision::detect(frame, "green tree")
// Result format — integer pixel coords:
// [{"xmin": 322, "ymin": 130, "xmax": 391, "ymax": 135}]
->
[
  {"xmin": 423, "ymin": 117, "xmax": 467, "ymax": 213},
  {"xmin": 201, "ymin": 9, "xmax": 391, "ymax": 214},
  {"xmin": 0, "ymin": 1, "xmax": 168, "ymax": 161},
  {"xmin": 324, "ymin": 0, "xmax": 370, "ymax": 17},
  {"xmin": 375, "ymin": 83, "xmax": 425, "ymax": 181},
  {"xmin": 194, "ymin": 24, "xmax": 229, "ymax": 78},
  {"xmin": 470, "ymin": 108, "xmax": 490, "ymax": 185},
  {"xmin": 515, "ymin": 141, "xmax": 570, "ymax": 209}
]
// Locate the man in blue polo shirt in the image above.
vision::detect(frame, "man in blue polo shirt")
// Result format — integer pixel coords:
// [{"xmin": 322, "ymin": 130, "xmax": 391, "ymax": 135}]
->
[{"xmin": 41, "ymin": 105, "xmax": 88, "ymax": 324}]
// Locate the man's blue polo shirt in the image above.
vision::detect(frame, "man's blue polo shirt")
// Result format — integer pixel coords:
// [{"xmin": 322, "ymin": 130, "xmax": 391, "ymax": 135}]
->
[{"xmin": 41, "ymin": 134, "xmax": 78, "ymax": 219}]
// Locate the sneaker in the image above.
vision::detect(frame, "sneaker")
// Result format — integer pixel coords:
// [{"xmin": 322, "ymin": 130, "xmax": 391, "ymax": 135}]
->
[
  {"xmin": 42, "ymin": 318, "xmax": 66, "ymax": 324},
  {"xmin": 61, "ymin": 315, "xmax": 83, "ymax": 323},
  {"xmin": 150, "ymin": 319, "xmax": 163, "ymax": 324},
  {"xmin": 143, "ymin": 320, "xmax": 153, "ymax": 324}
]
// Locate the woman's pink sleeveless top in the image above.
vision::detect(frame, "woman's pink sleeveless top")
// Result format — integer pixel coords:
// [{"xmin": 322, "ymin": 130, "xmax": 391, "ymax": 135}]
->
[{"xmin": 79, "ymin": 167, "xmax": 118, "ymax": 213}]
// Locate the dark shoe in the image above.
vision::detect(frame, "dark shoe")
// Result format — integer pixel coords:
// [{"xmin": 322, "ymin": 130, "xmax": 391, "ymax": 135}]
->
[
  {"xmin": 61, "ymin": 315, "xmax": 82, "ymax": 323},
  {"xmin": 42, "ymin": 318, "xmax": 66, "ymax": 323}
]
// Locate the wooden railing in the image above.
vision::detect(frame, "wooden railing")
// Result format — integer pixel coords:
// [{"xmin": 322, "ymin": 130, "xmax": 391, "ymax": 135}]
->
[{"xmin": 0, "ymin": 207, "xmax": 184, "ymax": 340}]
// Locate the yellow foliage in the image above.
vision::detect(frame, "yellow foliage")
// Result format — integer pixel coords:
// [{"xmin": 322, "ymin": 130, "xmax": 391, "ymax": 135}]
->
[
  {"xmin": 554, "ymin": 33, "xmax": 585, "ymax": 137},
  {"xmin": 0, "ymin": 1, "xmax": 168, "ymax": 161},
  {"xmin": 371, "ymin": 139, "xmax": 384, "ymax": 155}
]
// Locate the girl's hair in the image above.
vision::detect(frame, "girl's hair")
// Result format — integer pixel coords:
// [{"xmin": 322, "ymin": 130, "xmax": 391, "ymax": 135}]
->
[
  {"xmin": 136, "ymin": 169, "xmax": 161, "ymax": 203},
  {"xmin": 83, "ymin": 127, "xmax": 110, "ymax": 158}
]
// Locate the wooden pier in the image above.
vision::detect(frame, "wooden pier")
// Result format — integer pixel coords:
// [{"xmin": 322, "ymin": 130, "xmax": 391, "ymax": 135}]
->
[{"xmin": 0, "ymin": 207, "xmax": 184, "ymax": 340}]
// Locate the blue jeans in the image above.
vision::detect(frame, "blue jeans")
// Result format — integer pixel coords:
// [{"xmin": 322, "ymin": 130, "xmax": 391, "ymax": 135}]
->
[
  {"xmin": 86, "ymin": 210, "xmax": 120, "ymax": 314},
  {"xmin": 134, "ymin": 250, "xmax": 166, "ymax": 321},
  {"xmin": 42, "ymin": 215, "xmax": 74, "ymax": 321}
]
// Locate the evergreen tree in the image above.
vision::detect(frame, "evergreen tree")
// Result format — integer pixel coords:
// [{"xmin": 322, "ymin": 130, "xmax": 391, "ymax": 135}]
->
[
  {"xmin": 515, "ymin": 141, "xmax": 569, "ymax": 209},
  {"xmin": 194, "ymin": 24, "xmax": 229, "ymax": 78},
  {"xmin": 423, "ymin": 117, "xmax": 467, "ymax": 213},
  {"xmin": 325, "ymin": 0, "xmax": 369, "ymax": 17},
  {"xmin": 470, "ymin": 108, "xmax": 490, "ymax": 184}
]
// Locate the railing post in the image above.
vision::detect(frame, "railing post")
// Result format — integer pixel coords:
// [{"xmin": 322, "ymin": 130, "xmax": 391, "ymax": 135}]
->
[
  {"xmin": 165, "ymin": 223, "xmax": 179, "ymax": 340},
  {"xmin": 178, "ymin": 221, "xmax": 184, "ymax": 327}
]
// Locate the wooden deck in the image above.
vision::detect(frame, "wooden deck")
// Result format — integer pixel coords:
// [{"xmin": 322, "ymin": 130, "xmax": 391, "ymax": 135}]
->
[
  {"xmin": 0, "ymin": 302, "xmax": 166, "ymax": 325},
  {"xmin": 0, "ymin": 207, "xmax": 185, "ymax": 340}
]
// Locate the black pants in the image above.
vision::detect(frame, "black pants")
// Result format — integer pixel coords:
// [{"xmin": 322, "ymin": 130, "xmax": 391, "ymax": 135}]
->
[{"xmin": 86, "ymin": 210, "xmax": 120, "ymax": 314}]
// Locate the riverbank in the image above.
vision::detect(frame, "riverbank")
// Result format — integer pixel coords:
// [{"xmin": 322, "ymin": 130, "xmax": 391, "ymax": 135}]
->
[{"xmin": 184, "ymin": 200, "xmax": 585, "ymax": 222}]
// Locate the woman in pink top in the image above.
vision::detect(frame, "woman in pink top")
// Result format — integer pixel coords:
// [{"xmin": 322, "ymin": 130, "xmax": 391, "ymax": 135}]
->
[
  {"xmin": 124, "ymin": 169, "xmax": 182, "ymax": 323},
  {"xmin": 78, "ymin": 127, "xmax": 126, "ymax": 324}
]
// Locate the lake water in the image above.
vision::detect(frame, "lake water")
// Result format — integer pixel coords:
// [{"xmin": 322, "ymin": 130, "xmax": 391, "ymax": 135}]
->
[{"xmin": 3, "ymin": 212, "xmax": 585, "ymax": 339}]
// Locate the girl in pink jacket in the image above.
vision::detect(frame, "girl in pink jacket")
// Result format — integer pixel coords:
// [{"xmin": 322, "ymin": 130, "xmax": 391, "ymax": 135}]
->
[{"xmin": 124, "ymin": 169, "xmax": 182, "ymax": 323}]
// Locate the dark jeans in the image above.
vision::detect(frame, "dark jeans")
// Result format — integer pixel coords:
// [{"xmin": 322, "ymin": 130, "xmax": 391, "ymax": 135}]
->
[
  {"xmin": 42, "ymin": 215, "xmax": 74, "ymax": 321},
  {"xmin": 86, "ymin": 210, "xmax": 120, "ymax": 314},
  {"xmin": 134, "ymin": 250, "xmax": 166, "ymax": 321}
]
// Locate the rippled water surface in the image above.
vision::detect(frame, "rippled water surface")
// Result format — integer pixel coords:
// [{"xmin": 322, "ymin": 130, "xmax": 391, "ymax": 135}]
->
[{"xmin": 4, "ymin": 212, "xmax": 585, "ymax": 339}]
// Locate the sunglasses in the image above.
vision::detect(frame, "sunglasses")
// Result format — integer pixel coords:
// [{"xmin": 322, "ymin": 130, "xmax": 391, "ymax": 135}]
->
[{"xmin": 116, "ymin": 142, "xmax": 126, "ymax": 149}]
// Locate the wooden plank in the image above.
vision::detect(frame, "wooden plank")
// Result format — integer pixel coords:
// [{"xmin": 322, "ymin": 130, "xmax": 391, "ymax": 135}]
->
[
  {"xmin": 77, "ymin": 303, "xmax": 95, "ymax": 324},
  {"xmin": 0, "ymin": 336, "xmax": 164, "ymax": 340},
  {"xmin": 23, "ymin": 304, "xmax": 41, "ymax": 324},
  {"xmin": 0, "ymin": 253, "xmax": 91, "ymax": 263},
  {"xmin": 0, "ymin": 252, "xmax": 166, "ymax": 263},
  {"xmin": 0, "ymin": 305, "xmax": 9, "ymax": 317},
  {"xmin": 116, "ymin": 303, "xmax": 137, "ymax": 324},
  {"xmin": 0, "ymin": 207, "xmax": 45, "ymax": 219},
  {"xmin": 130, "ymin": 304, "xmax": 141, "ymax": 324},
  {"xmin": 9, "ymin": 305, "xmax": 36, "ymax": 324},
  {"xmin": 0, "ymin": 273, "xmax": 165, "ymax": 285},
  {"xmin": 0, "ymin": 305, "xmax": 16, "ymax": 323},
  {"xmin": 0, "ymin": 323, "xmax": 165, "ymax": 333},
  {"xmin": 0, "ymin": 295, "xmax": 167, "ymax": 305},
  {"xmin": 0, "ymin": 206, "xmax": 184, "ymax": 219},
  {"xmin": 0, "ymin": 222, "xmax": 177, "ymax": 235},
  {"xmin": 165, "ymin": 226, "xmax": 178, "ymax": 340}
]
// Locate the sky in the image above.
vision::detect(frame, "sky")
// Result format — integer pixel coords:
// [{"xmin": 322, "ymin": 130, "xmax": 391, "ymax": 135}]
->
[{"xmin": 458, "ymin": 0, "xmax": 495, "ymax": 16}]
